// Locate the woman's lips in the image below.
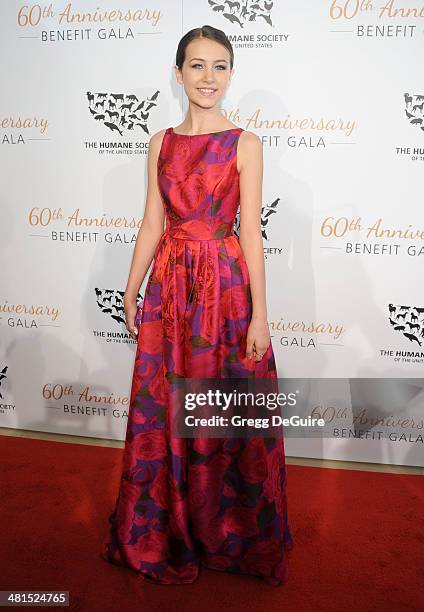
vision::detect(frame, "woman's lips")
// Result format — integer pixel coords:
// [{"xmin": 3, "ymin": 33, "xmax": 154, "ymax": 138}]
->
[{"xmin": 197, "ymin": 88, "xmax": 217, "ymax": 96}]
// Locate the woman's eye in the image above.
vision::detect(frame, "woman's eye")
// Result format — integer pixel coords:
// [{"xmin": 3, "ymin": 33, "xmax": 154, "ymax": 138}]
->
[{"xmin": 191, "ymin": 64, "xmax": 226, "ymax": 70}]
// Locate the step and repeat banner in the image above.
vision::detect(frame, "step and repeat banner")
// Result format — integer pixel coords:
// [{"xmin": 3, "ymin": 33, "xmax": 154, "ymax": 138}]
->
[{"xmin": 1, "ymin": 1, "xmax": 423, "ymax": 466}]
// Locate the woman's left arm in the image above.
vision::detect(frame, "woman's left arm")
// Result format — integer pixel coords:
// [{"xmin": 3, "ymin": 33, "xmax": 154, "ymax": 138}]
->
[{"xmin": 237, "ymin": 131, "xmax": 271, "ymax": 361}]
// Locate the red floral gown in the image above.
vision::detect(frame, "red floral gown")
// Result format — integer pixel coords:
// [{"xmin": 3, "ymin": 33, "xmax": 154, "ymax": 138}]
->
[{"xmin": 101, "ymin": 126, "xmax": 293, "ymax": 585}]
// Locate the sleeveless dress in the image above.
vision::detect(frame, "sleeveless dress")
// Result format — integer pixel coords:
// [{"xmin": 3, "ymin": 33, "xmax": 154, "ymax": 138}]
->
[{"xmin": 101, "ymin": 126, "xmax": 293, "ymax": 585}]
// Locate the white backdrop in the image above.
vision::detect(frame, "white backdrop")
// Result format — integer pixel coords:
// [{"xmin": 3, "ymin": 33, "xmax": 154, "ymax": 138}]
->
[{"xmin": 1, "ymin": 1, "xmax": 423, "ymax": 466}]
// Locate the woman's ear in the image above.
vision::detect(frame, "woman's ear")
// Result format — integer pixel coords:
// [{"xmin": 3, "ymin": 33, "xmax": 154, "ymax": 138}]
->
[{"xmin": 174, "ymin": 65, "xmax": 183, "ymax": 86}]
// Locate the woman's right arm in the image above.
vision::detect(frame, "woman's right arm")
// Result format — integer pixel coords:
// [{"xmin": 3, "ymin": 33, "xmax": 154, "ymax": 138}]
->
[{"xmin": 124, "ymin": 129, "xmax": 166, "ymax": 335}]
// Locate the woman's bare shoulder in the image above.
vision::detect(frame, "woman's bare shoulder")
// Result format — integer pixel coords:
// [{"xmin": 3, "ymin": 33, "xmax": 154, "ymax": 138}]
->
[
  {"xmin": 237, "ymin": 130, "xmax": 262, "ymax": 173},
  {"xmin": 145, "ymin": 128, "xmax": 168, "ymax": 162},
  {"xmin": 148, "ymin": 127, "xmax": 168, "ymax": 149},
  {"xmin": 239, "ymin": 129, "xmax": 261, "ymax": 146}
]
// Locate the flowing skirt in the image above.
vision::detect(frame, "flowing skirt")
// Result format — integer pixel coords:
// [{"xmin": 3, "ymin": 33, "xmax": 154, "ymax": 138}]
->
[{"xmin": 101, "ymin": 232, "xmax": 293, "ymax": 585}]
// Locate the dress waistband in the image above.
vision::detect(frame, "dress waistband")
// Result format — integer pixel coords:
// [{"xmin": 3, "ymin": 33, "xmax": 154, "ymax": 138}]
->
[{"xmin": 162, "ymin": 228, "xmax": 235, "ymax": 241}]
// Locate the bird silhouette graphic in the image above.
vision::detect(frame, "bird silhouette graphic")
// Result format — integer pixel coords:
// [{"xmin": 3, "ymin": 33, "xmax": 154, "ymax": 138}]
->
[
  {"xmin": 234, "ymin": 196, "xmax": 280, "ymax": 240},
  {"xmin": 87, "ymin": 90, "xmax": 160, "ymax": 136},
  {"xmin": 0, "ymin": 365, "xmax": 8, "ymax": 399}
]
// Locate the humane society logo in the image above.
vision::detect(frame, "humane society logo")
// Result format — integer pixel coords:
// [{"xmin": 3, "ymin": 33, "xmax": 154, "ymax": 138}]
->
[
  {"xmin": 86, "ymin": 90, "xmax": 160, "ymax": 137},
  {"xmin": 207, "ymin": 0, "xmax": 274, "ymax": 28},
  {"xmin": 0, "ymin": 365, "xmax": 14, "ymax": 417},
  {"xmin": 95, "ymin": 288, "xmax": 144, "ymax": 339},
  {"xmin": 206, "ymin": 0, "xmax": 289, "ymax": 50},
  {"xmin": 381, "ymin": 303, "xmax": 424, "ymax": 367},
  {"xmin": 0, "ymin": 365, "xmax": 8, "ymax": 400},
  {"xmin": 234, "ymin": 196, "xmax": 283, "ymax": 258},
  {"xmin": 234, "ymin": 197, "xmax": 279, "ymax": 240},
  {"xmin": 387, "ymin": 304, "xmax": 424, "ymax": 348},
  {"xmin": 404, "ymin": 93, "xmax": 424, "ymax": 131}
]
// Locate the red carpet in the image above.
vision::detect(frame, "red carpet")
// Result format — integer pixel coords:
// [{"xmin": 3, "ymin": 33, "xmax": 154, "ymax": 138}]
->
[{"xmin": 0, "ymin": 434, "xmax": 422, "ymax": 612}]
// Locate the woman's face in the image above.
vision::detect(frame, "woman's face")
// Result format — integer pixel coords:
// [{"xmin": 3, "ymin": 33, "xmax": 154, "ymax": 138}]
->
[{"xmin": 175, "ymin": 37, "xmax": 233, "ymax": 107}]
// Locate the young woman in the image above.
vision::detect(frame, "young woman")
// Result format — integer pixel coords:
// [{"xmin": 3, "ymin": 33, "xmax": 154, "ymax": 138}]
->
[{"xmin": 102, "ymin": 24, "xmax": 293, "ymax": 586}]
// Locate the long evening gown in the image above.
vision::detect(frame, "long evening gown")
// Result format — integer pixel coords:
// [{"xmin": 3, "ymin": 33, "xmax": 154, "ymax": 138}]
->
[{"xmin": 101, "ymin": 126, "xmax": 293, "ymax": 585}]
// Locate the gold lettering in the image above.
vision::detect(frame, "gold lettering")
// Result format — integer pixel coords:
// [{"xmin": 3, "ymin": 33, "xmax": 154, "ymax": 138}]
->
[
  {"xmin": 269, "ymin": 317, "xmax": 345, "ymax": 340},
  {"xmin": 0, "ymin": 300, "xmax": 60, "ymax": 321},
  {"xmin": 379, "ymin": 0, "xmax": 424, "ymax": 19},
  {"xmin": 367, "ymin": 218, "xmax": 424, "ymax": 240},
  {"xmin": 0, "ymin": 116, "xmax": 48, "ymax": 134},
  {"xmin": 58, "ymin": 3, "xmax": 161, "ymax": 27},
  {"xmin": 246, "ymin": 109, "xmax": 356, "ymax": 137},
  {"xmin": 67, "ymin": 208, "xmax": 142, "ymax": 229},
  {"xmin": 79, "ymin": 385, "xmax": 129, "ymax": 405}
]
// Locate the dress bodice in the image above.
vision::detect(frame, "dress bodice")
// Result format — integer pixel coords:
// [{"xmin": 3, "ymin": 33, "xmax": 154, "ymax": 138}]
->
[{"xmin": 157, "ymin": 127, "xmax": 244, "ymax": 240}]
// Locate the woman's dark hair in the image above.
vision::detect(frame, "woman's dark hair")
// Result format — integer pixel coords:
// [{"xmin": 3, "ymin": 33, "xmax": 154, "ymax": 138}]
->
[{"xmin": 175, "ymin": 25, "xmax": 234, "ymax": 70}]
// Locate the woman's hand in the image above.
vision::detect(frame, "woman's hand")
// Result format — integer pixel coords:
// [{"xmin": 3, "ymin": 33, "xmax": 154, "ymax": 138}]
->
[
  {"xmin": 124, "ymin": 296, "xmax": 139, "ymax": 340},
  {"xmin": 246, "ymin": 317, "xmax": 270, "ymax": 362}
]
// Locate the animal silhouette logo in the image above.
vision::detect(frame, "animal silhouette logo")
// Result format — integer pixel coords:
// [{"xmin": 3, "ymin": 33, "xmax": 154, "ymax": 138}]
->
[
  {"xmin": 0, "ymin": 365, "xmax": 8, "ymax": 399},
  {"xmin": 87, "ymin": 90, "xmax": 160, "ymax": 136},
  {"xmin": 95, "ymin": 288, "xmax": 143, "ymax": 326},
  {"xmin": 207, "ymin": 0, "xmax": 274, "ymax": 28},
  {"xmin": 404, "ymin": 93, "xmax": 424, "ymax": 131},
  {"xmin": 387, "ymin": 303, "xmax": 424, "ymax": 347},
  {"xmin": 234, "ymin": 197, "xmax": 280, "ymax": 240}
]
